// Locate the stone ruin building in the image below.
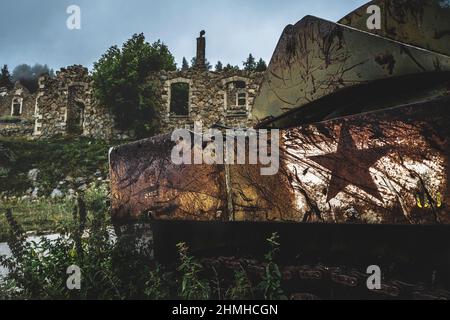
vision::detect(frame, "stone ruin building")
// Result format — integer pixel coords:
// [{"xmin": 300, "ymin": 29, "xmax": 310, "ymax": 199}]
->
[
  {"xmin": 0, "ymin": 82, "xmax": 35, "ymax": 136},
  {"xmin": 0, "ymin": 32, "xmax": 264, "ymax": 139},
  {"xmin": 34, "ymin": 66, "xmax": 116, "ymax": 139},
  {"xmin": 156, "ymin": 32, "xmax": 264, "ymax": 132}
]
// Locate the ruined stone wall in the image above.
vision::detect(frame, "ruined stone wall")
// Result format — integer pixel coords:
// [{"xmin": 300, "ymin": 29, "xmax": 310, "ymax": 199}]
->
[
  {"xmin": 0, "ymin": 82, "xmax": 36, "ymax": 137},
  {"xmin": 34, "ymin": 65, "xmax": 115, "ymax": 139},
  {"xmin": 0, "ymin": 122, "xmax": 34, "ymax": 137},
  {"xmin": 154, "ymin": 69, "xmax": 264, "ymax": 133},
  {"xmin": 0, "ymin": 82, "xmax": 36, "ymax": 120},
  {"xmin": 0, "ymin": 66, "xmax": 265, "ymax": 140}
]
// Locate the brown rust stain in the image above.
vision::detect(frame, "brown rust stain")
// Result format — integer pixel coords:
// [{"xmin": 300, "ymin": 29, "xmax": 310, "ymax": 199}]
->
[{"xmin": 375, "ymin": 53, "xmax": 396, "ymax": 75}]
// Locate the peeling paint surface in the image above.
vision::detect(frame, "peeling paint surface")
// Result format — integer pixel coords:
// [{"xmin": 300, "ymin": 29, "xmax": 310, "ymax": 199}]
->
[
  {"xmin": 280, "ymin": 98, "xmax": 449, "ymax": 224},
  {"xmin": 109, "ymin": 135, "xmax": 227, "ymax": 225}
]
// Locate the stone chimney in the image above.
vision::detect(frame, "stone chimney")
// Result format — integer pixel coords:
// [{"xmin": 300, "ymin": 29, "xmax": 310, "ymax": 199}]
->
[{"xmin": 194, "ymin": 30, "xmax": 206, "ymax": 70}]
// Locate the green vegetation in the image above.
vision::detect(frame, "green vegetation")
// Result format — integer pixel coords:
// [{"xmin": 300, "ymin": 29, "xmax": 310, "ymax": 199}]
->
[
  {"xmin": 223, "ymin": 64, "xmax": 240, "ymax": 72},
  {"xmin": 190, "ymin": 56, "xmax": 212, "ymax": 70},
  {"xmin": 0, "ymin": 192, "xmax": 285, "ymax": 300},
  {"xmin": 92, "ymin": 33, "xmax": 176, "ymax": 138},
  {"xmin": 0, "ymin": 183, "xmax": 109, "ymax": 242},
  {"xmin": 243, "ymin": 54, "xmax": 267, "ymax": 72},
  {"xmin": 258, "ymin": 233, "xmax": 287, "ymax": 300},
  {"xmin": 215, "ymin": 61, "xmax": 223, "ymax": 71},
  {"xmin": 255, "ymin": 58, "xmax": 268, "ymax": 72},
  {"xmin": 0, "ymin": 64, "xmax": 13, "ymax": 90},
  {"xmin": 0, "ymin": 137, "xmax": 117, "ymax": 241},
  {"xmin": 0, "ymin": 137, "xmax": 117, "ymax": 196},
  {"xmin": 0, "ymin": 198, "xmax": 75, "ymax": 242},
  {"xmin": 0, "ymin": 185, "xmax": 116, "ymax": 299},
  {"xmin": 181, "ymin": 57, "xmax": 190, "ymax": 71},
  {"xmin": 226, "ymin": 268, "xmax": 254, "ymax": 300},
  {"xmin": 177, "ymin": 242, "xmax": 211, "ymax": 300},
  {"xmin": 0, "ymin": 116, "xmax": 25, "ymax": 123}
]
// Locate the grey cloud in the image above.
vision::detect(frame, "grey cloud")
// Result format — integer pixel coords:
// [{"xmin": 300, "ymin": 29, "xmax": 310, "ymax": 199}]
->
[{"xmin": 0, "ymin": 0, "xmax": 368, "ymax": 71}]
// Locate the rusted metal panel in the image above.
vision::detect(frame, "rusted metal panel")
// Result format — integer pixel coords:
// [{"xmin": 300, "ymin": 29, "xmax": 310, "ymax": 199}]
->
[
  {"xmin": 109, "ymin": 134, "xmax": 227, "ymax": 225},
  {"xmin": 110, "ymin": 97, "xmax": 450, "ymax": 225},
  {"xmin": 282, "ymin": 97, "xmax": 449, "ymax": 224},
  {"xmin": 339, "ymin": 0, "xmax": 450, "ymax": 57},
  {"xmin": 256, "ymin": 72, "xmax": 450, "ymax": 129},
  {"xmin": 227, "ymin": 157, "xmax": 298, "ymax": 222},
  {"xmin": 252, "ymin": 15, "xmax": 450, "ymax": 122}
]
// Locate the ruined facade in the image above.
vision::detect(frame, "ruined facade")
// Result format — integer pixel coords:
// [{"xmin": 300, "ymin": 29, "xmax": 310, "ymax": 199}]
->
[
  {"xmin": 156, "ymin": 32, "xmax": 264, "ymax": 132},
  {"xmin": 0, "ymin": 33, "xmax": 264, "ymax": 139},
  {"xmin": 0, "ymin": 82, "xmax": 35, "ymax": 119},
  {"xmin": 0, "ymin": 82, "xmax": 35, "ymax": 136},
  {"xmin": 155, "ymin": 69, "xmax": 263, "ymax": 132},
  {"xmin": 0, "ymin": 66, "xmax": 116, "ymax": 139},
  {"xmin": 34, "ymin": 66, "xmax": 115, "ymax": 139}
]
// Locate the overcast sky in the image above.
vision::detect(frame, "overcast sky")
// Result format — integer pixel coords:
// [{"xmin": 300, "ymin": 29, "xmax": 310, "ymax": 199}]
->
[{"xmin": 0, "ymin": 0, "xmax": 368, "ymax": 71}]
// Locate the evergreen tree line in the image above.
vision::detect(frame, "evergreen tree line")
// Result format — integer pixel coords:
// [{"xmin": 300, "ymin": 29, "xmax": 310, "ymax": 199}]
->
[
  {"xmin": 181, "ymin": 53, "xmax": 267, "ymax": 72},
  {"xmin": 0, "ymin": 53, "xmax": 267, "ymax": 94}
]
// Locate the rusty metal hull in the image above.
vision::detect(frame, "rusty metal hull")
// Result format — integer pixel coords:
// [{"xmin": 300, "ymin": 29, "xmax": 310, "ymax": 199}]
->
[
  {"xmin": 252, "ymin": 15, "xmax": 450, "ymax": 122},
  {"xmin": 110, "ymin": 97, "xmax": 450, "ymax": 226},
  {"xmin": 275, "ymin": 98, "xmax": 449, "ymax": 224},
  {"xmin": 109, "ymin": 135, "xmax": 226, "ymax": 225}
]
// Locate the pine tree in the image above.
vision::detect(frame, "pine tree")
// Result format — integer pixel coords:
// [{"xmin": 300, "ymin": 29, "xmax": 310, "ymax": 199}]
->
[
  {"xmin": 223, "ymin": 63, "xmax": 240, "ymax": 72},
  {"xmin": 0, "ymin": 64, "xmax": 13, "ymax": 90},
  {"xmin": 243, "ymin": 54, "xmax": 256, "ymax": 71},
  {"xmin": 255, "ymin": 58, "xmax": 267, "ymax": 72},
  {"xmin": 181, "ymin": 57, "xmax": 189, "ymax": 71},
  {"xmin": 215, "ymin": 61, "xmax": 223, "ymax": 71},
  {"xmin": 191, "ymin": 57, "xmax": 212, "ymax": 70}
]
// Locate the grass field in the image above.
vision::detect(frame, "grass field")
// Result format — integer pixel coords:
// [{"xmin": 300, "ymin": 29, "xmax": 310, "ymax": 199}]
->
[
  {"xmin": 0, "ymin": 137, "xmax": 120, "ymax": 196},
  {"xmin": 0, "ymin": 137, "xmax": 118, "ymax": 241},
  {"xmin": 0, "ymin": 197, "xmax": 76, "ymax": 242}
]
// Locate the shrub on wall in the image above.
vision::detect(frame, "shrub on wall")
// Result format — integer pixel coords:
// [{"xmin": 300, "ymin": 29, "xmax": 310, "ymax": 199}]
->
[{"xmin": 92, "ymin": 33, "xmax": 176, "ymax": 138}]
